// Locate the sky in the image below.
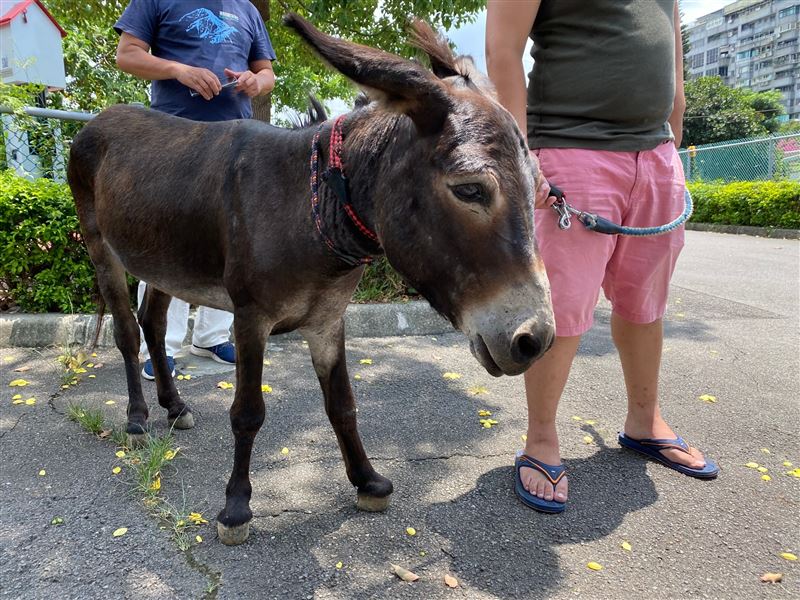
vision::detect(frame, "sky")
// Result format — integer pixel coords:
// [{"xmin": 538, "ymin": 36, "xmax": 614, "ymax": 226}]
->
[{"xmin": 447, "ymin": 0, "xmax": 733, "ymax": 74}]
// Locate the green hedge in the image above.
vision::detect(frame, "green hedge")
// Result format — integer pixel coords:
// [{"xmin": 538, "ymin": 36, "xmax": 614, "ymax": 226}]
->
[
  {"xmin": 0, "ymin": 171, "xmax": 96, "ymax": 312},
  {"xmin": 688, "ymin": 180, "xmax": 800, "ymax": 229}
]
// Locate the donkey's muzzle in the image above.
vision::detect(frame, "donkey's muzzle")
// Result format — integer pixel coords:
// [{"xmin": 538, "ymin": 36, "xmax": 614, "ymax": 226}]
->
[{"xmin": 511, "ymin": 328, "xmax": 554, "ymax": 365}]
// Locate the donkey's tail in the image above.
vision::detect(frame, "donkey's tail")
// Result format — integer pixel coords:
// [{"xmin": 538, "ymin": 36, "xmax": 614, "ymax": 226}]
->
[{"xmin": 89, "ymin": 294, "xmax": 106, "ymax": 351}]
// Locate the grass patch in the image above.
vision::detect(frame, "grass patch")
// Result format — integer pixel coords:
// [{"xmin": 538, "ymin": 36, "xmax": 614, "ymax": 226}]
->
[
  {"xmin": 353, "ymin": 257, "xmax": 417, "ymax": 303},
  {"xmin": 125, "ymin": 432, "xmax": 178, "ymax": 498},
  {"xmin": 67, "ymin": 403, "xmax": 105, "ymax": 435}
]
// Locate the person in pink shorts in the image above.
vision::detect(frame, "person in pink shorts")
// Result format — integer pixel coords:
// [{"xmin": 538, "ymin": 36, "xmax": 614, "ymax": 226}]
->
[{"xmin": 486, "ymin": 0, "xmax": 718, "ymax": 513}]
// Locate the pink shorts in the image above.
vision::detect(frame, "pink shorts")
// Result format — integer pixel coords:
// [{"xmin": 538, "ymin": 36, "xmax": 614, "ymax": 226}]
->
[{"xmin": 533, "ymin": 142, "xmax": 685, "ymax": 337}]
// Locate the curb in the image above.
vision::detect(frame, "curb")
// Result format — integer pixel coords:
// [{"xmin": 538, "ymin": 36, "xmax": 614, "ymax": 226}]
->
[
  {"xmin": 686, "ymin": 222, "xmax": 799, "ymax": 239},
  {"xmin": 0, "ymin": 301, "xmax": 453, "ymax": 348}
]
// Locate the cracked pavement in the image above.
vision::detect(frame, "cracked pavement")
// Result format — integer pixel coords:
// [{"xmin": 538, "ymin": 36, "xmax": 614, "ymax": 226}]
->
[{"xmin": 1, "ymin": 231, "xmax": 798, "ymax": 599}]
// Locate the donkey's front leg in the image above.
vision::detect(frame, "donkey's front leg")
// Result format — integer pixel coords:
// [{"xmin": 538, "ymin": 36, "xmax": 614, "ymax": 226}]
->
[
  {"xmin": 217, "ymin": 310, "xmax": 268, "ymax": 545},
  {"xmin": 302, "ymin": 320, "xmax": 393, "ymax": 511}
]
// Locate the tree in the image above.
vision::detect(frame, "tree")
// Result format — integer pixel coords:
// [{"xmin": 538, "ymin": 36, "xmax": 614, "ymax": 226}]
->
[
  {"xmin": 683, "ymin": 76, "xmax": 786, "ymax": 146},
  {"xmin": 42, "ymin": 0, "xmax": 483, "ymax": 120}
]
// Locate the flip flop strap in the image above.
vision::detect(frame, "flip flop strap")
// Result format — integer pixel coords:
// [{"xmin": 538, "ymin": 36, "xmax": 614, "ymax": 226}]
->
[
  {"xmin": 518, "ymin": 454, "xmax": 566, "ymax": 485},
  {"xmin": 636, "ymin": 436, "xmax": 690, "ymax": 454}
]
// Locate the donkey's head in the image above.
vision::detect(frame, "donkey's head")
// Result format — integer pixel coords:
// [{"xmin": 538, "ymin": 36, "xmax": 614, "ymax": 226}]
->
[{"xmin": 285, "ymin": 14, "xmax": 555, "ymax": 376}]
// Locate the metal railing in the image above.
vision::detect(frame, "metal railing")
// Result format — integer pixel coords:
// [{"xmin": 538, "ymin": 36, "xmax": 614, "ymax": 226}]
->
[
  {"xmin": 0, "ymin": 105, "xmax": 95, "ymax": 182},
  {"xmin": 678, "ymin": 133, "xmax": 800, "ymax": 182}
]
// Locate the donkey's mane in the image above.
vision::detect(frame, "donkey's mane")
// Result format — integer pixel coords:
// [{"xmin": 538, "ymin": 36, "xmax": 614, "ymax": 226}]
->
[{"xmin": 288, "ymin": 96, "xmax": 328, "ymax": 130}]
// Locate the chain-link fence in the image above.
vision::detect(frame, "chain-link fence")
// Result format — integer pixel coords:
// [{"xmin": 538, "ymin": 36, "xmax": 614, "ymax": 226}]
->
[
  {"xmin": 678, "ymin": 133, "xmax": 800, "ymax": 183},
  {"xmin": 0, "ymin": 106, "xmax": 94, "ymax": 183}
]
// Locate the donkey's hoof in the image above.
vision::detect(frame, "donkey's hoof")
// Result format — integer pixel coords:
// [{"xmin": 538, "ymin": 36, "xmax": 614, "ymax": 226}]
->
[
  {"xmin": 217, "ymin": 521, "xmax": 250, "ymax": 546},
  {"xmin": 356, "ymin": 493, "xmax": 391, "ymax": 512},
  {"xmin": 169, "ymin": 412, "xmax": 195, "ymax": 430},
  {"xmin": 127, "ymin": 433, "xmax": 148, "ymax": 449}
]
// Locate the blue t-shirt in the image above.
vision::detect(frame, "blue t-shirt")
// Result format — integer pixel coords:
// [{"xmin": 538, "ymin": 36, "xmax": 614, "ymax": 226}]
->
[{"xmin": 115, "ymin": 0, "xmax": 276, "ymax": 121}]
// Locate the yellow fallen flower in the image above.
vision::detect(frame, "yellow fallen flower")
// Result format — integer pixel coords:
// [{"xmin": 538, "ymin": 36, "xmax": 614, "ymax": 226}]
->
[
  {"xmin": 112, "ymin": 527, "xmax": 128, "ymax": 537},
  {"xmin": 587, "ymin": 562, "xmax": 603, "ymax": 571},
  {"xmin": 261, "ymin": 384, "xmax": 273, "ymax": 393},
  {"xmin": 280, "ymin": 447, "xmax": 289, "ymax": 456},
  {"xmin": 336, "ymin": 561, "xmax": 343, "ymax": 569},
  {"xmin": 354, "ymin": 374, "xmax": 362, "ymax": 381},
  {"xmin": 196, "ymin": 535, "xmax": 203, "ymax": 543},
  {"xmin": 12, "ymin": 394, "xmax": 21, "ymax": 400},
  {"xmin": 698, "ymin": 394, "xmax": 717, "ymax": 403},
  {"xmin": 188, "ymin": 512, "xmax": 208, "ymax": 524},
  {"xmin": 149, "ymin": 476, "xmax": 161, "ymax": 492},
  {"xmin": 621, "ymin": 541, "xmax": 632, "ymax": 552},
  {"xmin": 105, "ymin": 400, "xmax": 115, "ymax": 405},
  {"xmin": 442, "ymin": 372, "xmax": 462, "ymax": 380},
  {"xmin": 406, "ymin": 527, "xmax": 416, "ymax": 536},
  {"xmin": 757, "ymin": 467, "xmax": 769, "ymax": 473},
  {"xmin": 115, "ymin": 450, "xmax": 126, "ymax": 458},
  {"xmin": 359, "ymin": 358, "xmax": 373, "ymax": 365},
  {"xmin": 25, "ymin": 398, "xmax": 36, "ymax": 405},
  {"xmin": 745, "ymin": 462, "xmax": 759, "ymax": 469},
  {"xmin": 583, "ymin": 435, "xmax": 594, "ymax": 444},
  {"xmin": 762, "ymin": 475, "xmax": 772, "ymax": 481},
  {"xmin": 217, "ymin": 381, "xmax": 234, "ymax": 390},
  {"xmin": 9, "ymin": 379, "xmax": 29, "ymax": 387},
  {"xmin": 112, "ymin": 467, "xmax": 121, "ymax": 475},
  {"xmin": 780, "ymin": 552, "xmax": 797, "ymax": 561},
  {"xmin": 478, "ymin": 409, "xmax": 492, "ymax": 417},
  {"xmin": 38, "ymin": 469, "xmax": 46, "ymax": 476}
]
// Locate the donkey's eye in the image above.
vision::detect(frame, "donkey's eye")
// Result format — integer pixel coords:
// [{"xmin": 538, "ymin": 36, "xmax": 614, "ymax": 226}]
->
[{"xmin": 450, "ymin": 183, "xmax": 488, "ymax": 204}]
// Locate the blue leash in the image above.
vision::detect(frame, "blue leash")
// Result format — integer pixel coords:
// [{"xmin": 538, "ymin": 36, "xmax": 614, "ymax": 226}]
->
[{"xmin": 549, "ymin": 184, "xmax": 693, "ymax": 237}]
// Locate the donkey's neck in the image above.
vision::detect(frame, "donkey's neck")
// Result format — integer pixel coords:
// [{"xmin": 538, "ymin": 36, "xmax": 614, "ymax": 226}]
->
[{"xmin": 313, "ymin": 112, "xmax": 398, "ymax": 267}]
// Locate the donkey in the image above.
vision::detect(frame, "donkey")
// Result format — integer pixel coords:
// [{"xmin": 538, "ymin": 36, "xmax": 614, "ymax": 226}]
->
[{"xmin": 67, "ymin": 14, "xmax": 555, "ymax": 545}]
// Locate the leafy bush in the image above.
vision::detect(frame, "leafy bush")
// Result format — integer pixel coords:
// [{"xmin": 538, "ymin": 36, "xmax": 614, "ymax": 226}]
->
[
  {"xmin": 688, "ymin": 180, "xmax": 800, "ymax": 229},
  {"xmin": 0, "ymin": 171, "xmax": 96, "ymax": 312}
]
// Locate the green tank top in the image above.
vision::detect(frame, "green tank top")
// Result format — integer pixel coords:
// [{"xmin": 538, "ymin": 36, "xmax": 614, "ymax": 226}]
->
[{"xmin": 527, "ymin": 0, "xmax": 676, "ymax": 151}]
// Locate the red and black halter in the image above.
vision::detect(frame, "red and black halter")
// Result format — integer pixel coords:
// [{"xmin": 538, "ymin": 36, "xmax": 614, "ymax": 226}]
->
[{"xmin": 310, "ymin": 115, "xmax": 381, "ymax": 266}]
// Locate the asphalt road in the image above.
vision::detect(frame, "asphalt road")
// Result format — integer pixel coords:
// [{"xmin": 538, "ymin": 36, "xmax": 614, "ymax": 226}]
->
[{"xmin": 1, "ymin": 231, "xmax": 798, "ymax": 600}]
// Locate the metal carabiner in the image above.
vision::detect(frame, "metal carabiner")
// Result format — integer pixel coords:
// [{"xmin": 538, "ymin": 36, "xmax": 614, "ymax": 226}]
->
[{"xmin": 548, "ymin": 183, "xmax": 572, "ymax": 230}]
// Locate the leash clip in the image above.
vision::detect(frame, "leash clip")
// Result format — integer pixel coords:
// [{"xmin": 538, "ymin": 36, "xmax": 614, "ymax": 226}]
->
[{"xmin": 551, "ymin": 198, "xmax": 572, "ymax": 230}]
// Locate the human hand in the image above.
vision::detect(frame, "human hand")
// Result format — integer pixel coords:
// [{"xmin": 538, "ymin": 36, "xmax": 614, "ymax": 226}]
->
[
  {"xmin": 529, "ymin": 151, "xmax": 558, "ymax": 209},
  {"xmin": 224, "ymin": 68, "xmax": 261, "ymax": 98},
  {"xmin": 176, "ymin": 65, "xmax": 222, "ymax": 100}
]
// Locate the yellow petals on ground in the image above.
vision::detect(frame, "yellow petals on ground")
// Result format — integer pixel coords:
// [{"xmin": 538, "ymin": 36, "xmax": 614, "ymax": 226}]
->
[
  {"xmin": 217, "ymin": 381, "xmax": 234, "ymax": 390},
  {"xmin": 468, "ymin": 386, "xmax": 488, "ymax": 395},
  {"xmin": 745, "ymin": 462, "xmax": 760, "ymax": 469},
  {"xmin": 336, "ymin": 561, "xmax": 343, "ymax": 569},
  {"xmin": 281, "ymin": 447, "xmax": 289, "ymax": 456},
  {"xmin": 105, "ymin": 400, "xmax": 115, "ymax": 405},
  {"xmin": 479, "ymin": 418, "xmax": 498, "ymax": 428},
  {"xmin": 359, "ymin": 358, "xmax": 373, "ymax": 365},
  {"xmin": 9, "ymin": 379, "xmax": 29, "ymax": 387},
  {"xmin": 698, "ymin": 394, "xmax": 717, "ymax": 403},
  {"xmin": 164, "ymin": 449, "xmax": 177, "ymax": 460},
  {"xmin": 442, "ymin": 372, "xmax": 462, "ymax": 380},
  {"xmin": 757, "ymin": 466, "xmax": 769, "ymax": 473},
  {"xmin": 783, "ymin": 461, "xmax": 793, "ymax": 467},
  {"xmin": 780, "ymin": 552, "xmax": 797, "ymax": 561},
  {"xmin": 354, "ymin": 374, "xmax": 362, "ymax": 381},
  {"xmin": 115, "ymin": 450, "xmax": 126, "ymax": 458},
  {"xmin": 263, "ymin": 359, "xmax": 271, "ymax": 366},
  {"xmin": 12, "ymin": 398, "xmax": 23, "ymax": 405},
  {"xmin": 621, "ymin": 541, "xmax": 632, "ymax": 552},
  {"xmin": 261, "ymin": 384, "xmax": 273, "ymax": 393},
  {"xmin": 25, "ymin": 398, "xmax": 36, "ymax": 405},
  {"xmin": 12, "ymin": 394, "xmax": 21, "ymax": 400},
  {"xmin": 587, "ymin": 562, "xmax": 603, "ymax": 571},
  {"xmin": 478, "ymin": 410, "xmax": 492, "ymax": 417},
  {"xmin": 86, "ymin": 363, "xmax": 94, "ymax": 368},
  {"xmin": 584, "ymin": 419, "xmax": 597, "ymax": 426},
  {"xmin": 571, "ymin": 416, "xmax": 582, "ymax": 421},
  {"xmin": 521, "ymin": 434, "xmax": 528, "ymax": 442},
  {"xmin": 88, "ymin": 375, "xmax": 96, "ymax": 379},
  {"xmin": 444, "ymin": 574, "xmax": 459, "ymax": 588},
  {"xmin": 188, "ymin": 512, "xmax": 208, "ymax": 524},
  {"xmin": 760, "ymin": 573, "xmax": 783, "ymax": 583},
  {"xmin": 149, "ymin": 476, "xmax": 161, "ymax": 492},
  {"xmin": 787, "ymin": 468, "xmax": 800, "ymax": 478},
  {"xmin": 177, "ymin": 375, "xmax": 186, "ymax": 381},
  {"xmin": 761, "ymin": 448, "xmax": 771, "ymax": 454},
  {"xmin": 406, "ymin": 527, "xmax": 416, "ymax": 536},
  {"xmin": 762, "ymin": 475, "xmax": 772, "ymax": 481},
  {"xmin": 196, "ymin": 535, "xmax": 203, "ymax": 543},
  {"xmin": 38, "ymin": 469, "xmax": 46, "ymax": 476},
  {"xmin": 73, "ymin": 368, "xmax": 87, "ymax": 374},
  {"xmin": 112, "ymin": 467, "xmax": 121, "ymax": 475},
  {"xmin": 112, "ymin": 527, "xmax": 128, "ymax": 537},
  {"xmin": 583, "ymin": 435, "xmax": 594, "ymax": 444}
]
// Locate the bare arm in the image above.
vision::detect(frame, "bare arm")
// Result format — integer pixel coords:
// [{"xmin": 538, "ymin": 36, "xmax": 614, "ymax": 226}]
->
[
  {"xmin": 224, "ymin": 59, "xmax": 275, "ymax": 98},
  {"xmin": 485, "ymin": 0, "xmax": 541, "ymax": 136},
  {"xmin": 669, "ymin": 3, "xmax": 686, "ymax": 148},
  {"xmin": 116, "ymin": 32, "xmax": 222, "ymax": 100}
]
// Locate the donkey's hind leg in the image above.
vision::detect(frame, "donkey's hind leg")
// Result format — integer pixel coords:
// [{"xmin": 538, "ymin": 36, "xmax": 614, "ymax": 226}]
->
[
  {"xmin": 84, "ymin": 241, "xmax": 150, "ymax": 443},
  {"xmin": 302, "ymin": 319, "xmax": 393, "ymax": 512},
  {"xmin": 138, "ymin": 285, "xmax": 194, "ymax": 430}
]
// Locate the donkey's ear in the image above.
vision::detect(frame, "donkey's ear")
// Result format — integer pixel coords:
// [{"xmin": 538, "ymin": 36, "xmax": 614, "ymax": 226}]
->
[{"xmin": 283, "ymin": 12, "xmax": 451, "ymax": 135}]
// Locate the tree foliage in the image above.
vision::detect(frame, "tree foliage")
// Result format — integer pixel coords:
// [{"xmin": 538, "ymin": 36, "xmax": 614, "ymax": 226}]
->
[
  {"xmin": 40, "ymin": 0, "xmax": 482, "ymax": 118},
  {"xmin": 683, "ymin": 76, "xmax": 786, "ymax": 146}
]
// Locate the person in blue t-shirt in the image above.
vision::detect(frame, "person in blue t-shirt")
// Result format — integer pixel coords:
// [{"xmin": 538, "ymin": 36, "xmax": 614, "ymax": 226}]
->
[{"xmin": 113, "ymin": 0, "xmax": 277, "ymax": 379}]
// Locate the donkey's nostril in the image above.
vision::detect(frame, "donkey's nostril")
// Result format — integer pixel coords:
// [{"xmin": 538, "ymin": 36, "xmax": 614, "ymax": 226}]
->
[{"xmin": 511, "ymin": 332, "xmax": 542, "ymax": 364}]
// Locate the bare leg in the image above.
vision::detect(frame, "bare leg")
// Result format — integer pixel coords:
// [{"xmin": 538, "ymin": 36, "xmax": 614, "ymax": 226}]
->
[
  {"xmin": 217, "ymin": 308, "xmax": 268, "ymax": 545},
  {"xmin": 302, "ymin": 319, "xmax": 393, "ymax": 511},
  {"xmin": 138, "ymin": 285, "xmax": 193, "ymax": 429},
  {"xmin": 521, "ymin": 335, "xmax": 580, "ymax": 503},
  {"xmin": 613, "ymin": 314, "xmax": 706, "ymax": 468}
]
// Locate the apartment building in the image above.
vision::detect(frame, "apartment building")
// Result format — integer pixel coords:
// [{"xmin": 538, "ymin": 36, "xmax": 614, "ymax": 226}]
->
[{"xmin": 686, "ymin": 0, "xmax": 800, "ymax": 119}]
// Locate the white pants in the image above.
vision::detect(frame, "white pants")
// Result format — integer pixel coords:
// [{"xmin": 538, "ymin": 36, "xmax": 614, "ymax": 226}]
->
[{"xmin": 137, "ymin": 281, "xmax": 233, "ymax": 359}]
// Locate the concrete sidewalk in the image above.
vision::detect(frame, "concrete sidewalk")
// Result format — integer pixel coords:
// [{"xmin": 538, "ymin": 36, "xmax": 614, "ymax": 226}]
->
[{"xmin": 1, "ymin": 230, "xmax": 799, "ymax": 599}]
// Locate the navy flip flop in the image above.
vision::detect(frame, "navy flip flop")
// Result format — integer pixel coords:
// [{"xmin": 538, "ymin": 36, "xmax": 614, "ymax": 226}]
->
[
  {"xmin": 618, "ymin": 433, "xmax": 719, "ymax": 479},
  {"xmin": 514, "ymin": 452, "xmax": 567, "ymax": 513}
]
